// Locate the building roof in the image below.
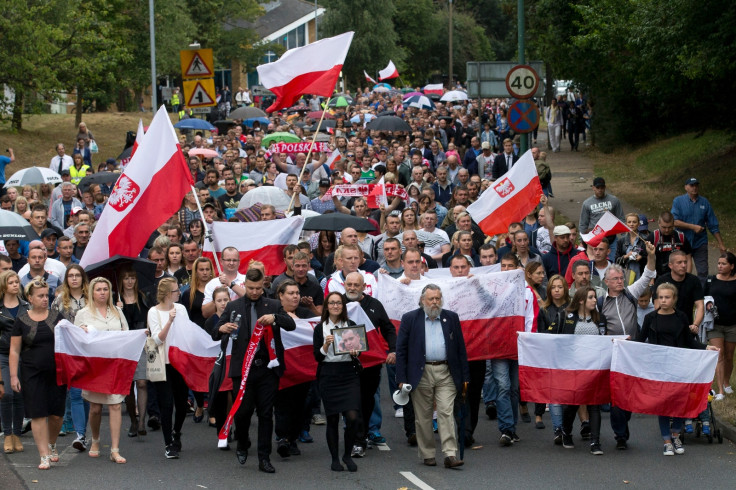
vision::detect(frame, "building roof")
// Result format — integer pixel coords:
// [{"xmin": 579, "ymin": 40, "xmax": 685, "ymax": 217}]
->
[{"xmin": 234, "ymin": 0, "xmax": 322, "ymax": 39}]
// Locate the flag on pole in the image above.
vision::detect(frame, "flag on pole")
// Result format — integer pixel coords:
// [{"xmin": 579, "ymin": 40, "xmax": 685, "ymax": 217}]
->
[
  {"xmin": 610, "ymin": 340, "xmax": 718, "ymax": 418},
  {"xmin": 378, "ymin": 60, "xmax": 399, "ymax": 81},
  {"xmin": 131, "ymin": 119, "xmax": 144, "ymax": 158},
  {"xmin": 55, "ymin": 320, "xmax": 147, "ymax": 395},
  {"xmin": 80, "ymin": 106, "xmax": 193, "ymax": 268},
  {"xmin": 202, "ymin": 217, "xmax": 304, "ymax": 276},
  {"xmin": 580, "ymin": 211, "xmax": 631, "ymax": 247},
  {"xmin": 257, "ymin": 32, "xmax": 354, "ymax": 113},
  {"xmin": 467, "ymin": 150, "xmax": 543, "ymax": 237},
  {"xmin": 326, "ymin": 148, "xmax": 342, "ymax": 170},
  {"xmin": 364, "ymin": 70, "xmax": 377, "ymax": 85}
]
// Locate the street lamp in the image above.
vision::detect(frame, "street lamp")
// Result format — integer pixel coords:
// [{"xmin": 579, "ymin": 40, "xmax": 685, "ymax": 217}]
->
[{"xmin": 448, "ymin": 0, "xmax": 453, "ymax": 88}]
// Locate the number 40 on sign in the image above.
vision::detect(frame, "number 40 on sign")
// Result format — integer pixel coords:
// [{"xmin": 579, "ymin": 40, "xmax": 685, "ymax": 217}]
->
[{"xmin": 505, "ymin": 65, "xmax": 540, "ymax": 100}]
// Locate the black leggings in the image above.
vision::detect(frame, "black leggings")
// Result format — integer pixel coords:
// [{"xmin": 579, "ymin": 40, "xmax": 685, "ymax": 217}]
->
[
  {"xmin": 563, "ymin": 404, "xmax": 600, "ymax": 441},
  {"xmin": 150, "ymin": 364, "xmax": 189, "ymax": 446},
  {"xmin": 326, "ymin": 410, "xmax": 358, "ymax": 463}
]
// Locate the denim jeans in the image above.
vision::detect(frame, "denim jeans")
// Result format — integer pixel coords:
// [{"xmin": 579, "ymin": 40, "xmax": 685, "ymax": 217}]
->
[
  {"xmin": 368, "ymin": 384, "xmax": 382, "ymax": 434},
  {"xmin": 482, "ymin": 360, "xmax": 497, "ymax": 404},
  {"xmin": 0, "ymin": 353, "xmax": 23, "ymax": 435},
  {"xmin": 659, "ymin": 416, "xmax": 684, "ymax": 440},
  {"xmin": 610, "ymin": 405, "xmax": 631, "ymax": 440},
  {"xmin": 491, "ymin": 359, "xmax": 519, "ymax": 433},
  {"xmin": 69, "ymin": 387, "xmax": 89, "ymax": 436}
]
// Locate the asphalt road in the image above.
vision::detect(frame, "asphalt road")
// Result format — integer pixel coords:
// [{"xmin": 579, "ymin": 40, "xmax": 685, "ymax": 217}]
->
[{"xmin": 2, "ymin": 372, "xmax": 735, "ymax": 490}]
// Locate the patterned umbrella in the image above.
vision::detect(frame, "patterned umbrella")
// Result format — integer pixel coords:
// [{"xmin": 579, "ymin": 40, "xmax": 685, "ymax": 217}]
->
[
  {"xmin": 403, "ymin": 95, "xmax": 435, "ymax": 110},
  {"xmin": 4, "ymin": 167, "xmax": 61, "ymax": 188}
]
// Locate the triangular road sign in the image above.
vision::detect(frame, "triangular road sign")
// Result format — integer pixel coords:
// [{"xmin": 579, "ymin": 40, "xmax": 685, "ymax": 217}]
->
[
  {"xmin": 187, "ymin": 82, "xmax": 215, "ymax": 107},
  {"xmin": 185, "ymin": 53, "xmax": 213, "ymax": 77}
]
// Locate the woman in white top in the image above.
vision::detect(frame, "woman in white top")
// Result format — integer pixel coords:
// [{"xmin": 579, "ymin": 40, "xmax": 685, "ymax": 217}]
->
[
  {"xmin": 74, "ymin": 277, "xmax": 129, "ymax": 464},
  {"xmin": 147, "ymin": 277, "xmax": 191, "ymax": 460},
  {"xmin": 313, "ymin": 292, "xmax": 360, "ymax": 472}
]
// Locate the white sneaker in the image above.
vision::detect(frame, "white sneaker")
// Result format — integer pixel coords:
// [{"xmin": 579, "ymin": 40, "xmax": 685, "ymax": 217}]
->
[
  {"xmin": 714, "ymin": 393, "xmax": 726, "ymax": 401},
  {"xmin": 725, "ymin": 386, "xmax": 734, "ymax": 395},
  {"xmin": 663, "ymin": 443, "xmax": 674, "ymax": 456},
  {"xmin": 395, "ymin": 408, "xmax": 404, "ymax": 418},
  {"xmin": 673, "ymin": 438, "xmax": 685, "ymax": 455},
  {"xmin": 311, "ymin": 414, "xmax": 326, "ymax": 425}
]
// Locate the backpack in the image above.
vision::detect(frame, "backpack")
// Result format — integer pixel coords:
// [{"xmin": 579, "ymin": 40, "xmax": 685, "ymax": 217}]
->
[{"xmin": 652, "ymin": 229, "xmax": 685, "ymax": 248}]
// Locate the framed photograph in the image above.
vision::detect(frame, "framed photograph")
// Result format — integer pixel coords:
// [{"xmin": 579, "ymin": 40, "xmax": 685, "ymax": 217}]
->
[{"xmin": 331, "ymin": 324, "xmax": 368, "ymax": 355}]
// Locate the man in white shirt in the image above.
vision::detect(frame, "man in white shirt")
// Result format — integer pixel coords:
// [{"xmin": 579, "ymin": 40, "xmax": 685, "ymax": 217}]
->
[
  {"xmin": 324, "ymin": 244, "xmax": 377, "ymax": 297},
  {"xmin": 201, "ymin": 247, "xmax": 245, "ymax": 318},
  {"xmin": 419, "ymin": 210, "xmax": 450, "ymax": 263},
  {"xmin": 49, "ymin": 143, "xmax": 73, "ymax": 174}
]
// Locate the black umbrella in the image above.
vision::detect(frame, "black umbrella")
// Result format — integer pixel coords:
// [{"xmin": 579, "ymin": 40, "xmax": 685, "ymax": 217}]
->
[
  {"xmin": 78, "ymin": 172, "xmax": 121, "ymax": 193},
  {"xmin": 0, "ymin": 210, "xmax": 39, "ymax": 241},
  {"xmin": 213, "ymin": 120, "xmax": 237, "ymax": 134},
  {"xmin": 229, "ymin": 106, "xmax": 267, "ymax": 120},
  {"xmin": 117, "ymin": 146, "xmax": 133, "ymax": 163},
  {"xmin": 207, "ymin": 338, "xmax": 230, "ymax": 417},
  {"xmin": 376, "ymin": 110, "xmax": 396, "ymax": 117},
  {"xmin": 366, "ymin": 116, "xmax": 411, "ymax": 132},
  {"xmin": 308, "ymin": 119, "xmax": 337, "ymax": 132},
  {"xmin": 303, "ymin": 213, "xmax": 377, "ymax": 233},
  {"xmin": 84, "ymin": 255, "xmax": 157, "ymax": 292}
]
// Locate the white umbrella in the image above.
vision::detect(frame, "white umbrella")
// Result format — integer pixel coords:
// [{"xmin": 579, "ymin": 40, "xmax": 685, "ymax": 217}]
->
[
  {"xmin": 0, "ymin": 209, "xmax": 40, "ymax": 240},
  {"xmin": 237, "ymin": 186, "xmax": 293, "ymax": 212},
  {"xmin": 372, "ymin": 86, "xmax": 390, "ymax": 93},
  {"xmin": 4, "ymin": 167, "xmax": 62, "ymax": 187},
  {"xmin": 440, "ymin": 90, "xmax": 469, "ymax": 102}
]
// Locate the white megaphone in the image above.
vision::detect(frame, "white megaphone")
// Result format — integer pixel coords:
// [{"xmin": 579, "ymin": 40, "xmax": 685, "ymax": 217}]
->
[{"xmin": 392, "ymin": 384, "xmax": 412, "ymax": 406}]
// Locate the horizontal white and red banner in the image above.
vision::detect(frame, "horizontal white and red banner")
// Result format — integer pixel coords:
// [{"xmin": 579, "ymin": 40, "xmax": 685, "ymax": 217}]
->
[
  {"xmin": 323, "ymin": 184, "xmax": 408, "ymax": 202},
  {"xmin": 610, "ymin": 340, "xmax": 717, "ymax": 418},
  {"xmin": 202, "ymin": 217, "xmax": 303, "ymax": 276},
  {"xmin": 270, "ymin": 141, "xmax": 331, "ymax": 154},
  {"xmin": 518, "ymin": 333, "xmax": 625, "ymax": 405},
  {"xmin": 423, "ymin": 83, "xmax": 444, "ymax": 95},
  {"xmin": 467, "ymin": 150, "xmax": 543, "ymax": 237},
  {"xmin": 376, "ymin": 270, "xmax": 526, "ymax": 360},
  {"xmin": 580, "ymin": 211, "xmax": 630, "ymax": 247},
  {"xmin": 54, "ymin": 320, "xmax": 147, "ymax": 395}
]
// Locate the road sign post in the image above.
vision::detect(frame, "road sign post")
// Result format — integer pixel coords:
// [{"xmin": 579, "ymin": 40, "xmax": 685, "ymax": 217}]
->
[{"xmin": 179, "ymin": 48, "xmax": 216, "ymax": 117}]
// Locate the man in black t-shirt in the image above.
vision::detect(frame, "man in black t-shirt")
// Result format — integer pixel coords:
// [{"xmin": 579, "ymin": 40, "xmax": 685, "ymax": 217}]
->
[
  {"xmin": 271, "ymin": 250, "xmax": 323, "ymax": 316},
  {"xmin": 649, "ymin": 211, "xmax": 693, "ymax": 276},
  {"xmin": 652, "ymin": 250, "xmax": 703, "ymax": 327}
]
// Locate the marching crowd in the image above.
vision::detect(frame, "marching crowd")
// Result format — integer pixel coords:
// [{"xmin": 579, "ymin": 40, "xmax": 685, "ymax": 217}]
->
[{"xmin": 0, "ymin": 85, "xmax": 732, "ymax": 473}]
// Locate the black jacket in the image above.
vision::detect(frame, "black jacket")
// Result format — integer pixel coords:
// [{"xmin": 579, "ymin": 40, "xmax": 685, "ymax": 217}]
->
[
  {"xmin": 557, "ymin": 311, "xmax": 608, "ymax": 335},
  {"xmin": 213, "ymin": 295, "xmax": 296, "ymax": 378},
  {"xmin": 538, "ymin": 302, "xmax": 569, "ymax": 334},
  {"xmin": 357, "ymin": 295, "xmax": 396, "ymax": 353},
  {"xmin": 313, "ymin": 319, "xmax": 357, "ymax": 364},
  {"xmin": 0, "ymin": 298, "xmax": 30, "ymax": 355}
]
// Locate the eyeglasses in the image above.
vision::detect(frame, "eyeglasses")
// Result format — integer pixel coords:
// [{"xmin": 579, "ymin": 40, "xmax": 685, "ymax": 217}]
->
[
  {"xmin": 606, "ymin": 276, "xmax": 624, "ymax": 282},
  {"xmin": 32, "ymin": 279, "xmax": 48, "ymax": 287},
  {"xmin": 222, "ymin": 259, "xmax": 239, "ymax": 263},
  {"xmin": 327, "ymin": 301, "xmax": 343, "ymax": 306}
]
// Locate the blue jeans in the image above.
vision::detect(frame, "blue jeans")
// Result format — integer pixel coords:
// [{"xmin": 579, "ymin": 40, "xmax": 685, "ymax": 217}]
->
[
  {"xmin": 482, "ymin": 360, "xmax": 497, "ymax": 404},
  {"xmin": 0, "ymin": 353, "xmax": 23, "ymax": 435},
  {"xmin": 659, "ymin": 416, "xmax": 683, "ymax": 440},
  {"xmin": 491, "ymin": 359, "xmax": 519, "ymax": 433},
  {"xmin": 368, "ymin": 384, "xmax": 382, "ymax": 434},
  {"xmin": 69, "ymin": 387, "xmax": 89, "ymax": 436},
  {"xmin": 610, "ymin": 405, "xmax": 631, "ymax": 440},
  {"xmin": 549, "ymin": 404, "xmax": 563, "ymax": 431}
]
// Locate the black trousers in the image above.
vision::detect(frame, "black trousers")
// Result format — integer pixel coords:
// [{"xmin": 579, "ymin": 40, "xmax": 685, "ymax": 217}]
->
[
  {"xmin": 274, "ymin": 382, "xmax": 310, "ymax": 442},
  {"xmin": 563, "ymin": 404, "xmax": 601, "ymax": 442},
  {"xmin": 232, "ymin": 364, "xmax": 278, "ymax": 460},
  {"xmin": 465, "ymin": 360, "xmax": 486, "ymax": 437},
  {"xmin": 356, "ymin": 365, "xmax": 382, "ymax": 445},
  {"xmin": 403, "ymin": 398, "xmax": 416, "ymax": 437},
  {"xmin": 150, "ymin": 364, "xmax": 189, "ymax": 446}
]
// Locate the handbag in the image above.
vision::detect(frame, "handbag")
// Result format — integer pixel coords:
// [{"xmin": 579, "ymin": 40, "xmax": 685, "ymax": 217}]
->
[
  {"xmin": 146, "ymin": 309, "xmax": 167, "ymax": 382},
  {"xmin": 89, "ymin": 139, "xmax": 99, "ymax": 153}
]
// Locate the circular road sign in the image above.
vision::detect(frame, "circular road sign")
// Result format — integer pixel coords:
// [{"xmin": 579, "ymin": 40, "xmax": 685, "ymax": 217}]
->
[
  {"xmin": 505, "ymin": 65, "xmax": 540, "ymax": 99},
  {"xmin": 508, "ymin": 100, "xmax": 539, "ymax": 134}
]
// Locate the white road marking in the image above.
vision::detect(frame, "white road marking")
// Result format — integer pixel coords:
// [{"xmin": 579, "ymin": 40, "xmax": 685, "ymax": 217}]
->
[
  {"xmin": 400, "ymin": 471, "xmax": 435, "ymax": 490},
  {"xmin": 377, "ymin": 444, "xmax": 391, "ymax": 451}
]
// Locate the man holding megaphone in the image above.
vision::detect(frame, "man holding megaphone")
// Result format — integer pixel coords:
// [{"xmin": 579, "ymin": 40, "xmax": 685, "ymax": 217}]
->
[{"xmin": 395, "ymin": 284, "xmax": 470, "ymax": 469}]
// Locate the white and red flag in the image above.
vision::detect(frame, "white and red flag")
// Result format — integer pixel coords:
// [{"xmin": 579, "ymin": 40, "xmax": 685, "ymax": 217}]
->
[
  {"xmin": 55, "ymin": 320, "xmax": 147, "ymax": 395},
  {"xmin": 202, "ymin": 217, "xmax": 303, "ymax": 276},
  {"xmin": 80, "ymin": 106, "xmax": 193, "ymax": 267},
  {"xmin": 610, "ymin": 340, "xmax": 718, "ymax": 418},
  {"xmin": 257, "ymin": 32, "xmax": 354, "ymax": 113},
  {"xmin": 423, "ymin": 83, "xmax": 444, "ymax": 96},
  {"xmin": 120, "ymin": 119, "xmax": 145, "ymax": 167},
  {"xmin": 518, "ymin": 333, "xmax": 624, "ymax": 405},
  {"xmin": 376, "ymin": 270, "xmax": 526, "ymax": 360},
  {"xmin": 378, "ymin": 60, "xmax": 399, "ymax": 81},
  {"xmin": 467, "ymin": 150, "xmax": 543, "ymax": 237},
  {"xmin": 364, "ymin": 70, "xmax": 377, "ymax": 85},
  {"xmin": 580, "ymin": 211, "xmax": 630, "ymax": 247}
]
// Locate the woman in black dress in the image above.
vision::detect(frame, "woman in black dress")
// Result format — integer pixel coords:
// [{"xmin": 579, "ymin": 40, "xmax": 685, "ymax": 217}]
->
[
  {"xmin": 313, "ymin": 292, "xmax": 360, "ymax": 472},
  {"xmin": 9, "ymin": 278, "xmax": 65, "ymax": 470},
  {"xmin": 203, "ymin": 286, "xmax": 233, "ymax": 434}
]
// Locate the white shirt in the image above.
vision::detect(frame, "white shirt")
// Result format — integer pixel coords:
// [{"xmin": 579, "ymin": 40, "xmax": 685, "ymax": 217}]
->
[
  {"xmin": 202, "ymin": 273, "xmax": 245, "ymax": 304},
  {"xmin": 325, "ymin": 270, "xmax": 377, "ymax": 297},
  {"xmin": 18, "ymin": 258, "xmax": 67, "ymax": 281},
  {"xmin": 49, "ymin": 154, "xmax": 73, "ymax": 173},
  {"xmin": 147, "ymin": 304, "xmax": 189, "ymax": 364}
]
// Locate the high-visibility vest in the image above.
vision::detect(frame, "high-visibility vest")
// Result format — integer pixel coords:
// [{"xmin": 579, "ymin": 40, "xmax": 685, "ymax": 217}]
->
[
  {"xmin": 69, "ymin": 165, "xmax": 90, "ymax": 185},
  {"xmin": 171, "ymin": 93, "xmax": 180, "ymax": 106}
]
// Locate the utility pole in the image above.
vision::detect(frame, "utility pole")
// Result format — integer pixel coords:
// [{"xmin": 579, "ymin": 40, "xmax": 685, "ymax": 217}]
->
[
  {"xmin": 517, "ymin": 0, "xmax": 528, "ymax": 154},
  {"xmin": 149, "ymin": 0, "xmax": 157, "ymax": 111},
  {"xmin": 448, "ymin": 0, "xmax": 453, "ymax": 88}
]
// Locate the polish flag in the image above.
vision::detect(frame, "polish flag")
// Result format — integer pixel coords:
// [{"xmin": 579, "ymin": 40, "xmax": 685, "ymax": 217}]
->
[
  {"xmin": 379, "ymin": 60, "xmax": 399, "ymax": 81},
  {"xmin": 610, "ymin": 340, "xmax": 718, "ymax": 418},
  {"xmin": 202, "ymin": 217, "xmax": 304, "ymax": 276},
  {"xmin": 423, "ymin": 83, "xmax": 444, "ymax": 96},
  {"xmin": 280, "ymin": 302, "xmax": 387, "ymax": 389},
  {"xmin": 364, "ymin": 70, "xmax": 377, "ymax": 85},
  {"xmin": 131, "ymin": 119, "xmax": 144, "ymax": 158},
  {"xmin": 55, "ymin": 320, "xmax": 147, "ymax": 395},
  {"xmin": 257, "ymin": 32, "xmax": 354, "ymax": 113},
  {"xmin": 367, "ymin": 177, "xmax": 388, "ymax": 208},
  {"xmin": 518, "ymin": 333, "xmax": 623, "ymax": 405},
  {"xmin": 580, "ymin": 211, "xmax": 630, "ymax": 247},
  {"xmin": 467, "ymin": 150, "xmax": 543, "ymax": 237},
  {"xmin": 166, "ymin": 315, "xmax": 232, "ymax": 392},
  {"xmin": 326, "ymin": 148, "xmax": 342, "ymax": 170},
  {"xmin": 376, "ymin": 270, "xmax": 526, "ymax": 360},
  {"xmin": 80, "ymin": 106, "xmax": 193, "ymax": 267}
]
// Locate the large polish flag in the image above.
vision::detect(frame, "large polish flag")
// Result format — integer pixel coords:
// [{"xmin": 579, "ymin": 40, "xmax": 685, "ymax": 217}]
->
[
  {"xmin": 378, "ymin": 60, "xmax": 399, "ymax": 81},
  {"xmin": 257, "ymin": 32, "xmax": 354, "ymax": 113},
  {"xmin": 80, "ymin": 106, "xmax": 193, "ymax": 267},
  {"xmin": 364, "ymin": 70, "xmax": 377, "ymax": 85},
  {"xmin": 326, "ymin": 148, "xmax": 342, "ymax": 170},
  {"xmin": 518, "ymin": 333, "xmax": 624, "ymax": 405},
  {"xmin": 467, "ymin": 150, "xmax": 543, "ymax": 237},
  {"xmin": 376, "ymin": 270, "xmax": 526, "ymax": 360},
  {"xmin": 55, "ymin": 320, "xmax": 147, "ymax": 395},
  {"xmin": 610, "ymin": 340, "xmax": 718, "ymax": 418},
  {"xmin": 423, "ymin": 83, "xmax": 444, "ymax": 96},
  {"xmin": 166, "ymin": 315, "xmax": 232, "ymax": 392},
  {"xmin": 580, "ymin": 211, "xmax": 630, "ymax": 247},
  {"xmin": 202, "ymin": 217, "xmax": 303, "ymax": 276}
]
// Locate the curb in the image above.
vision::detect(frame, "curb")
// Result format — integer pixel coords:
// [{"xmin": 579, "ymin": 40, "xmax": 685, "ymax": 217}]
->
[{"xmin": 713, "ymin": 412, "xmax": 736, "ymax": 444}]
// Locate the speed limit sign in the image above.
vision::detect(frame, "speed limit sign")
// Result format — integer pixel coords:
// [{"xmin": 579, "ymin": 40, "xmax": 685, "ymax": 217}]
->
[{"xmin": 505, "ymin": 65, "xmax": 540, "ymax": 99}]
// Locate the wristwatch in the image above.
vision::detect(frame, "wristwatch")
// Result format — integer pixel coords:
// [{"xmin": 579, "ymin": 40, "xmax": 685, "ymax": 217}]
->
[{"xmin": 230, "ymin": 281, "xmax": 237, "ymax": 288}]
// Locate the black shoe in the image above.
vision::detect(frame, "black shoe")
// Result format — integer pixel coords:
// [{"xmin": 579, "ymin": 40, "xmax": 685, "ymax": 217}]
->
[
  {"xmin": 342, "ymin": 456, "xmax": 357, "ymax": 472},
  {"xmin": 407, "ymin": 433, "xmax": 417, "ymax": 446},
  {"xmin": 590, "ymin": 441, "xmax": 603, "ymax": 455},
  {"xmin": 127, "ymin": 425, "xmax": 137, "ymax": 437},
  {"xmin": 511, "ymin": 432, "xmax": 521, "ymax": 443},
  {"xmin": 499, "ymin": 430, "xmax": 513, "ymax": 447},
  {"xmin": 236, "ymin": 449, "xmax": 247, "ymax": 465},
  {"xmin": 331, "ymin": 461, "xmax": 344, "ymax": 471},
  {"xmin": 562, "ymin": 434, "xmax": 574, "ymax": 449},
  {"xmin": 535, "ymin": 421, "xmax": 545, "ymax": 429},
  {"xmin": 616, "ymin": 438, "xmax": 628, "ymax": 450},
  {"xmin": 276, "ymin": 439, "xmax": 290, "ymax": 458},
  {"xmin": 288, "ymin": 441, "xmax": 301, "ymax": 456},
  {"xmin": 485, "ymin": 402, "xmax": 497, "ymax": 420},
  {"xmin": 464, "ymin": 433, "xmax": 475, "ymax": 447},
  {"xmin": 580, "ymin": 421, "xmax": 591, "ymax": 440},
  {"xmin": 521, "ymin": 411, "xmax": 531, "ymax": 423},
  {"xmin": 553, "ymin": 428, "xmax": 563, "ymax": 446},
  {"xmin": 165, "ymin": 444, "xmax": 179, "ymax": 459},
  {"xmin": 172, "ymin": 432, "xmax": 182, "ymax": 451},
  {"xmin": 148, "ymin": 417, "xmax": 161, "ymax": 431},
  {"xmin": 259, "ymin": 459, "xmax": 276, "ymax": 473}
]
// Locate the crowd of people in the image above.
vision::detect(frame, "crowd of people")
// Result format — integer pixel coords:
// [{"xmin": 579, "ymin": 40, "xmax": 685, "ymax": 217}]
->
[{"xmin": 0, "ymin": 85, "xmax": 732, "ymax": 473}]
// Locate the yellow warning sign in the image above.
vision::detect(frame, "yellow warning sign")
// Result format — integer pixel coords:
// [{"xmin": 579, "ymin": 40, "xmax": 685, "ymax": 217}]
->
[
  {"xmin": 183, "ymin": 79, "xmax": 216, "ymax": 108},
  {"xmin": 180, "ymin": 49, "xmax": 214, "ymax": 79}
]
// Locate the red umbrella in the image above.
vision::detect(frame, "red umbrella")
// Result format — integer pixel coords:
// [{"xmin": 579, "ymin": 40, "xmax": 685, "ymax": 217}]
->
[{"xmin": 307, "ymin": 111, "xmax": 335, "ymax": 120}]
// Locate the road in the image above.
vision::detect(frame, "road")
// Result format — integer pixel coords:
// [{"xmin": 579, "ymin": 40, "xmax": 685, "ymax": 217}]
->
[{"xmin": 2, "ymin": 373, "xmax": 735, "ymax": 490}]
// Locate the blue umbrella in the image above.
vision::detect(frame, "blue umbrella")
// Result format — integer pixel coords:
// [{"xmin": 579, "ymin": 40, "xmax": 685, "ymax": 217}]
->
[
  {"xmin": 403, "ymin": 95, "xmax": 435, "ymax": 110},
  {"xmin": 350, "ymin": 113, "xmax": 376, "ymax": 124},
  {"xmin": 243, "ymin": 117, "xmax": 269, "ymax": 127},
  {"xmin": 173, "ymin": 118, "xmax": 216, "ymax": 131}
]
